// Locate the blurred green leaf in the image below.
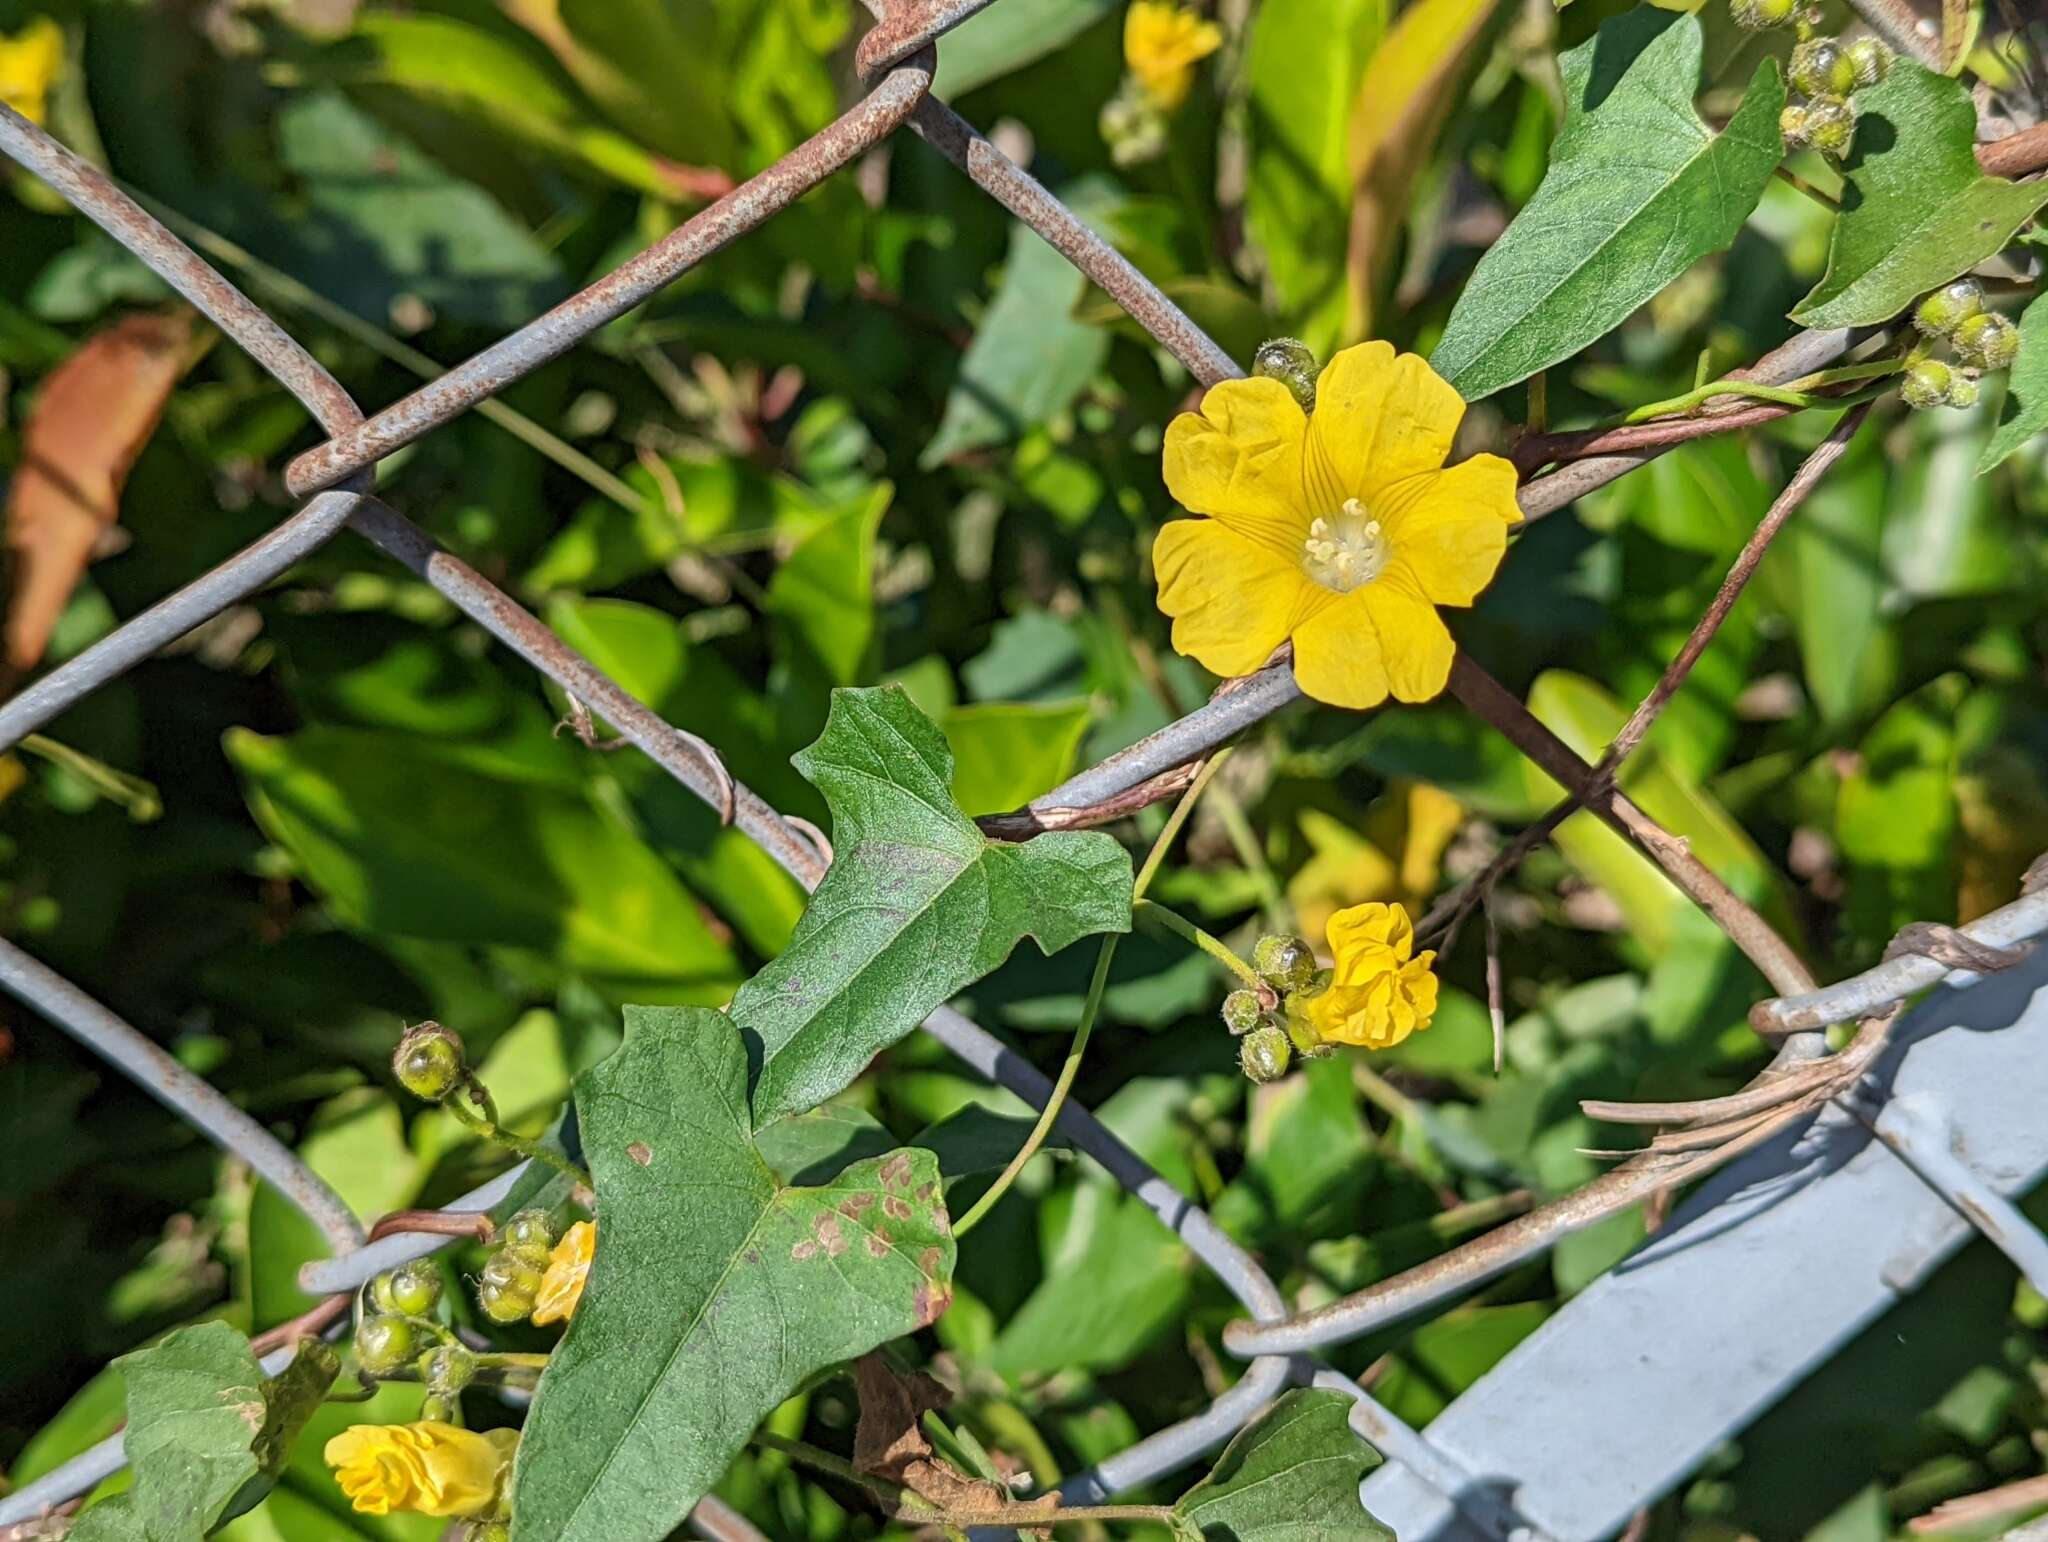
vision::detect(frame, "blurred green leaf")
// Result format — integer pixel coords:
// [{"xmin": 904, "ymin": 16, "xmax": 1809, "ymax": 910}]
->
[
  {"xmin": 510, "ymin": 1008, "xmax": 954, "ymax": 1542},
  {"xmin": 1793, "ymin": 62, "xmax": 2048, "ymax": 328},
  {"xmin": 1215, "ymin": 1057, "xmax": 1371, "ymax": 1245},
  {"xmin": 1978, "ymin": 291, "xmax": 2048, "ymax": 474},
  {"xmin": 933, "ymin": 0, "xmax": 1113, "ymax": 98},
  {"xmin": 939, "ymin": 699, "xmax": 1092, "ymax": 816},
  {"xmin": 228, "ymin": 727, "xmax": 740, "ymax": 989},
  {"xmin": 1780, "ymin": 438, "xmax": 1894, "ymax": 725},
  {"xmin": 770, "ymin": 487, "xmax": 890, "ymax": 687},
  {"xmin": 1432, "ymin": 9, "xmax": 1783, "ymax": 399},
  {"xmin": 1836, "ymin": 678, "xmax": 1961, "ymax": 947}
]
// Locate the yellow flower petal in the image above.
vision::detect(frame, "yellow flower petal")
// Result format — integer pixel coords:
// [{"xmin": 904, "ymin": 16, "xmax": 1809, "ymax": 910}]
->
[
  {"xmin": 1161, "ymin": 375, "xmax": 1312, "ymax": 560},
  {"xmin": 1289, "ymin": 590, "xmax": 1388, "ymax": 709},
  {"xmin": 324, "ymin": 1422, "xmax": 517, "ymax": 1519},
  {"xmin": 0, "ymin": 17, "xmax": 64, "ymax": 127},
  {"xmin": 1379, "ymin": 455, "xmax": 1520, "ymax": 606},
  {"xmin": 1303, "ymin": 342, "xmax": 1467, "ymax": 508},
  {"xmin": 1154, "ymin": 517, "xmax": 1326, "ymax": 678},
  {"xmin": 531, "ymin": 1219, "xmax": 595, "ymax": 1326},
  {"xmin": 1125, "ymin": 1, "xmax": 1222, "ymax": 109},
  {"xmin": 1326, "ymin": 901, "xmax": 1414, "ymax": 972},
  {"xmin": 1358, "ymin": 564, "xmax": 1456, "ymax": 702}
]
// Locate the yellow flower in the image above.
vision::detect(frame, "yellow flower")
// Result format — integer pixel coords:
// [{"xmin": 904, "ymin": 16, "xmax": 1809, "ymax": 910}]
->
[
  {"xmin": 1124, "ymin": 0, "xmax": 1222, "ymax": 110},
  {"xmin": 0, "ymin": 17, "xmax": 63, "ymax": 127},
  {"xmin": 1155, "ymin": 341, "xmax": 1520, "ymax": 710},
  {"xmin": 1307, "ymin": 901, "xmax": 1439, "ymax": 1050},
  {"xmin": 530, "ymin": 1218, "xmax": 595, "ymax": 1326},
  {"xmin": 324, "ymin": 1421, "xmax": 518, "ymax": 1518}
]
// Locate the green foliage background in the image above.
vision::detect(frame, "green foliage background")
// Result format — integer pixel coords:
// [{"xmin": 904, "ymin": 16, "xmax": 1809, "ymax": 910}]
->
[{"xmin": 4, "ymin": 0, "xmax": 2048, "ymax": 1537}]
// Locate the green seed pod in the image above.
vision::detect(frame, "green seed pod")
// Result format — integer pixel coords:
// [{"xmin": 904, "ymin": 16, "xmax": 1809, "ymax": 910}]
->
[
  {"xmin": 393, "ymin": 1021, "xmax": 465, "ymax": 1103},
  {"xmin": 1778, "ymin": 103, "xmax": 1812, "ymax": 150},
  {"xmin": 477, "ymin": 1278, "xmax": 533, "ymax": 1325},
  {"xmin": 1251, "ymin": 933, "xmax": 1317, "ymax": 992},
  {"xmin": 1239, "ymin": 1023, "xmax": 1292, "ymax": 1084},
  {"xmin": 503, "ymin": 1209, "xmax": 557, "ymax": 1254},
  {"xmin": 482, "ymin": 1251, "xmax": 545, "ymax": 1297},
  {"xmin": 1901, "ymin": 358, "xmax": 1955, "ymax": 411},
  {"xmin": 1914, "ymin": 278, "xmax": 1984, "ymax": 337},
  {"xmin": 1846, "ymin": 37, "xmax": 1891, "ymax": 86},
  {"xmin": 1953, "ymin": 311, "xmax": 2020, "ymax": 371},
  {"xmin": 386, "ymin": 1258, "xmax": 442, "ymax": 1318},
  {"xmin": 420, "ymin": 1394, "xmax": 456, "ymax": 1424},
  {"xmin": 1804, "ymin": 96, "xmax": 1857, "ymax": 158},
  {"xmin": 1221, "ymin": 988, "xmax": 1264, "ymax": 1036},
  {"xmin": 1729, "ymin": 0, "xmax": 1798, "ymax": 27},
  {"xmin": 420, "ymin": 1343, "xmax": 478, "ymax": 1395},
  {"xmin": 369, "ymin": 1270, "xmax": 402, "ymax": 1317},
  {"xmin": 354, "ymin": 1315, "xmax": 416, "ymax": 1377},
  {"xmin": 1945, "ymin": 372, "xmax": 1981, "ymax": 409},
  {"xmin": 464, "ymin": 1524, "xmax": 512, "ymax": 1542},
  {"xmin": 1789, "ymin": 39, "xmax": 1857, "ymax": 97},
  {"xmin": 1252, "ymin": 337, "xmax": 1319, "ymax": 414}
]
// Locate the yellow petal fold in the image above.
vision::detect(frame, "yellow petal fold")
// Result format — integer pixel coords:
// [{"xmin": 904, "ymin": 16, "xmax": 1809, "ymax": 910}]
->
[
  {"xmin": 1154, "ymin": 517, "xmax": 1324, "ymax": 678},
  {"xmin": 1305, "ymin": 342, "xmax": 1466, "ymax": 506},
  {"xmin": 1378, "ymin": 455, "xmax": 1520, "ymax": 606},
  {"xmin": 1161, "ymin": 375, "xmax": 1311, "ymax": 559}
]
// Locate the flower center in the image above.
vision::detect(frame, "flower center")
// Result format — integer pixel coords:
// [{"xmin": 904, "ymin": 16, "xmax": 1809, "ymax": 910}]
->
[{"xmin": 1301, "ymin": 498, "xmax": 1388, "ymax": 593}]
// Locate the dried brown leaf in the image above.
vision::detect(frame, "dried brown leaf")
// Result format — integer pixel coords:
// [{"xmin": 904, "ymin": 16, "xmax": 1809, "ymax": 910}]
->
[
  {"xmin": 5, "ymin": 308, "xmax": 202, "ymax": 679},
  {"xmin": 851, "ymin": 1354, "xmax": 1053, "ymax": 1521}
]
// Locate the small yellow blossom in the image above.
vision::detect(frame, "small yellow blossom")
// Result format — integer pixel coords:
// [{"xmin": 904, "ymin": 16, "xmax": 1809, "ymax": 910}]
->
[
  {"xmin": 1124, "ymin": 1, "xmax": 1222, "ymax": 110},
  {"xmin": 0, "ymin": 17, "xmax": 63, "ymax": 127},
  {"xmin": 324, "ymin": 1421, "xmax": 517, "ymax": 1518},
  {"xmin": 1155, "ymin": 341, "xmax": 1520, "ymax": 710},
  {"xmin": 530, "ymin": 1218, "xmax": 594, "ymax": 1326},
  {"xmin": 1308, "ymin": 901, "xmax": 1439, "ymax": 1050}
]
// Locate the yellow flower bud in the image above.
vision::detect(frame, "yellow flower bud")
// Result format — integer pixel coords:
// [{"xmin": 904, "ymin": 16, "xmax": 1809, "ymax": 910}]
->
[
  {"xmin": 1123, "ymin": 1, "xmax": 1222, "ymax": 112},
  {"xmin": 529, "ymin": 1218, "xmax": 596, "ymax": 1326},
  {"xmin": 323, "ymin": 1421, "xmax": 517, "ymax": 1518},
  {"xmin": 1305, "ymin": 901, "xmax": 1440, "ymax": 1050},
  {"xmin": 0, "ymin": 18, "xmax": 64, "ymax": 128}
]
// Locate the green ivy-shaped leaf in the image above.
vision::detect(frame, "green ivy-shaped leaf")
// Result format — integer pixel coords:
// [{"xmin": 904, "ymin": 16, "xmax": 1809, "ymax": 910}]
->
[
  {"xmin": 71, "ymin": 1324, "xmax": 338, "ymax": 1541},
  {"xmin": 731, "ymin": 686, "xmax": 1132, "ymax": 1130},
  {"xmin": 1429, "ymin": 7, "xmax": 1784, "ymax": 401},
  {"xmin": 1793, "ymin": 63, "xmax": 2048, "ymax": 329},
  {"xmin": 1172, "ymin": 1388, "xmax": 1391, "ymax": 1542},
  {"xmin": 509, "ymin": 1007, "xmax": 955, "ymax": 1542}
]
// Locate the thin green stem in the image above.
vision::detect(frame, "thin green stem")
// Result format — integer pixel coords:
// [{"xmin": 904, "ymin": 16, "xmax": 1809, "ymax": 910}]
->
[
  {"xmin": 1207, "ymin": 783, "xmax": 1289, "ymax": 929},
  {"xmin": 19, "ymin": 735, "xmax": 161, "ymax": 821},
  {"xmin": 953, "ymin": 755, "xmax": 1233, "ymax": 1238},
  {"xmin": 477, "ymin": 1352, "xmax": 553, "ymax": 1372},
  {"xmin": 1622, "ymin": 370, "xmax": 1899, "ymax": 425},
  {"xmin": 1135, "ymin": 899, "xmax": 1263, "ymax": 989},
  {"xmin": 444, "ymin": 1093, "xmax": 592, "ymax": 1187}
]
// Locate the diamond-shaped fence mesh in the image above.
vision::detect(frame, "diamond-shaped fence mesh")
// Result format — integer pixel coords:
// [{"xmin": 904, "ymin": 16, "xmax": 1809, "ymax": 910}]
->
[{"xmin": 5, "ymin": 3, "xmax": 2048, "ymax": 1538}]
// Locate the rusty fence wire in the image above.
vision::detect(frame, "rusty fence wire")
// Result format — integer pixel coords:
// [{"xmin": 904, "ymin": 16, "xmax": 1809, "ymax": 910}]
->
[{"xmin": 5, "ymin": 0, "xmax": 2048, "ymax": 1536}]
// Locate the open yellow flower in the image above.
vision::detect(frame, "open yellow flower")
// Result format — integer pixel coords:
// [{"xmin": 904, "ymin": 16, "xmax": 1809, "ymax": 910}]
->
[
  {"xmin": 1124, "ymin": 1, "xmax": 1222, "ymax": 110},
  {"xmin": 1307, "ymin": 901, "xmax": 1439, "ymax": 1050},
  {"xmin": 325, "ymin": 1421, "xmax": 517, "ymax": 1518},
  {"xmin": 0, "ymin": 17, "xmax": 63, "ymax": 127},
  {"xmin": 530, "ymin": 1218, "xmax": 594, "ymax": 1326},
  {"xmin": 1155, "ymin": 341, "xmax": 1519, "ymax": 710}
]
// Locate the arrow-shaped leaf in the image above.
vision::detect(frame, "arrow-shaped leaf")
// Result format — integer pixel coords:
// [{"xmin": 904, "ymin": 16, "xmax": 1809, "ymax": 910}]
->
[
  {"xmin": 1173, "ymin": 1388, "xmax": 1391, "ymax": 1542},
  {"xmin": 1793, "ymin": 62, "xmax": 2048, "ymax": 329},
  {"xmin": 510, "ymin": 1007, "xmax": 956, "ymax": 1542},
  {"xmin": 71, "ymin": 1325, "xmax": 339, "ymax": 1541},
  {"xmin": 732, "ymin": 686, "xmax": 1132, "ymax": 1130},
  {"xmin": 1429, "ymin": 8, "xmax": 1784, "ymax": 401}
]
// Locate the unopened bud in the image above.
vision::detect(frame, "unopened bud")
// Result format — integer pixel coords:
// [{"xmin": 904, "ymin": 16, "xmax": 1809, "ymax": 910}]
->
[
  {"xmin": 1251, "ymin": 933, "xmax": 1317, "ymax": 992},
  {"xmin": 1239, "ymin": 1023, "xmax": 1292, "ymax": 1084},
  {"xmin": 1221, "ymin": 989, "xmax": 1264, "ymax": 1036},
  {"xmin": 1789, "ymin": 39, "xmax": 1858, "ymax": 97},
  {"xmin": 393, "ymin": 1022, "xmax": 465, "ymax": 1102},
  {"xmin": 1804, "ymin": 96, "xmax": 1857, "ymax": 158},
  {"xmin": 1729, "ymin": 0, "xmax": 1798, "ymax": 27},
  {"xmin": 354, "ymin": 1315, "xmax": 416, "ymax": 1377},
  {"xmin": 1252, "ymin": 338, "xmax": 1319, "ymax": 414},
  {"xmin": 1914, "ymin": 279, "xmax": 1984, "ymax": 338},
  {"xmin": 1902, "ymin": 358, "xmax": 1955, "ymax": 410},
  {"xmin": 1953, "ymin": 311, "xmax": 2019, "ymax": 371},
  {"xmin": 1846, "ymin": 37, "xmax": 1891, "ymax": 86},
  {"xmin": 420, "ymin": 1343, "xmax": 477, "ymax": 1395}
]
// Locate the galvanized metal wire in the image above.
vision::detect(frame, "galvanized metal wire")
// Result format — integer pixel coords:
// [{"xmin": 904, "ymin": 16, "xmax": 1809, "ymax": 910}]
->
[{"xmin": 3, "ymin": 2, "xmax": 2046, "ymax": 1535}]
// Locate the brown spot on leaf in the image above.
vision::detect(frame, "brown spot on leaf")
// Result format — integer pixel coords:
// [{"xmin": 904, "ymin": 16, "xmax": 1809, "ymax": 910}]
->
[
  {"xmin": 791, "ymin": 1239, "xmax": 818, "ymax": 1261},
  {"xmin": 879, "ymin": 1152, "xmax": 914, "ymax": 1189},
  {"xmin": 812, "ymin": 1213, "xmax": 848, "ymax": 1257},
  {"xmin": 916, "ymin": 1182, "xmax": 937, "ymax": 1204},
  {"xmin": 884, "ymin": 1195, "xmax": 913, "ymax": 1222},
  {"xmin": 626, "ymin": 1141, "xmax": 653, "ymax": 1167},
  {"xmin": 839, "ymin": 1192, "xmax": 876, "ymax": 1220},
  {"xmin": 865, "ymin": 1231, "xmax": 891, "ymax": 1259}
]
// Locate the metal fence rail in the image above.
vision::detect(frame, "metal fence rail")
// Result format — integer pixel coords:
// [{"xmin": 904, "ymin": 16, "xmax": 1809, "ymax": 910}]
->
[{"xmin": 3, "ymin": 1, "xmax": 2046, "ymax": 1537}]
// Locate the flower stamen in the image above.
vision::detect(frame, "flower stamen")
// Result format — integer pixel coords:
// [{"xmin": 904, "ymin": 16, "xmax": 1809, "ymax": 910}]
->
[{"xmin": 1302, "ymin": 498, "xmax": 1388, "ymax": 592}]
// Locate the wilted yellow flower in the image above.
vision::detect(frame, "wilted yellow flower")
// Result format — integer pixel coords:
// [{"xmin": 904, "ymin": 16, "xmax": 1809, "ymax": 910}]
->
[
  {"xmin": 324, "ymin": 1421, "xmax": 517, "ymax": 1518},
  {"xmin": 1155, "ymin": 341, "xmax": 1519, "ymax": 710},
  {"xmin": 530, "ymin": 1218, "xmax": 594, "ymax": 1326},
  {"xmin": 1124, "ymin": 0, "xmax": 1221, "ymax": 110},
  {"xmin": 0, "ymin": 17, "xmax": 63, "ymax": 127},
  {"xmin": 1308, "ymin": 901, "xmax": 1439, "ymax": 1050}
]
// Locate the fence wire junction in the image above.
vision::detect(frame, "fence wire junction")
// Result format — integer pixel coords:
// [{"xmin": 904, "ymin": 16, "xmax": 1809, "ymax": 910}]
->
[{"xmin": 4, "ymin": 1, "xmax": 2048, "ymax": 1537}]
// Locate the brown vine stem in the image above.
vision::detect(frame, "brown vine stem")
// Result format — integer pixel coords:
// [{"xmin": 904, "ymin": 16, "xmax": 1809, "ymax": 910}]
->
[
  {"xmin": 1422, "ymin": 404, "xmax": 1874, "ymax": 958},
  {"xmin": 1445, "ymin": 654, "xmax": 1817, "ymax": 1000}
]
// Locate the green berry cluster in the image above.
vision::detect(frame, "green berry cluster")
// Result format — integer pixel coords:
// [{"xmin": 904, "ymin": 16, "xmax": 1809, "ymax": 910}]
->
[
  {"xmin": 1734, "ymin": 0, "xmax": 1890, "ymax": 163},
  {"xmin": 1904, "ymin": 278, "xmax": 2018, "ymax": 411},
  {"xmin": 355, "ymin": 1258, "xmax": 471, "ymax": 1416},
  {"xmin": 478, "ymin": 1209, "xmax": 557, "ymax": 1325},
  {"xmin": 1226, "ymin": 934, "xmax": 1337, "ymax": 1084}
]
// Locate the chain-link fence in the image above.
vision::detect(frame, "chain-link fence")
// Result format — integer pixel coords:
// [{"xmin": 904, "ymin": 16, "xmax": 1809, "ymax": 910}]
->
[{"xmin": 3, "ymin": 1, "xmax": 2048, "ymax": 1536}]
